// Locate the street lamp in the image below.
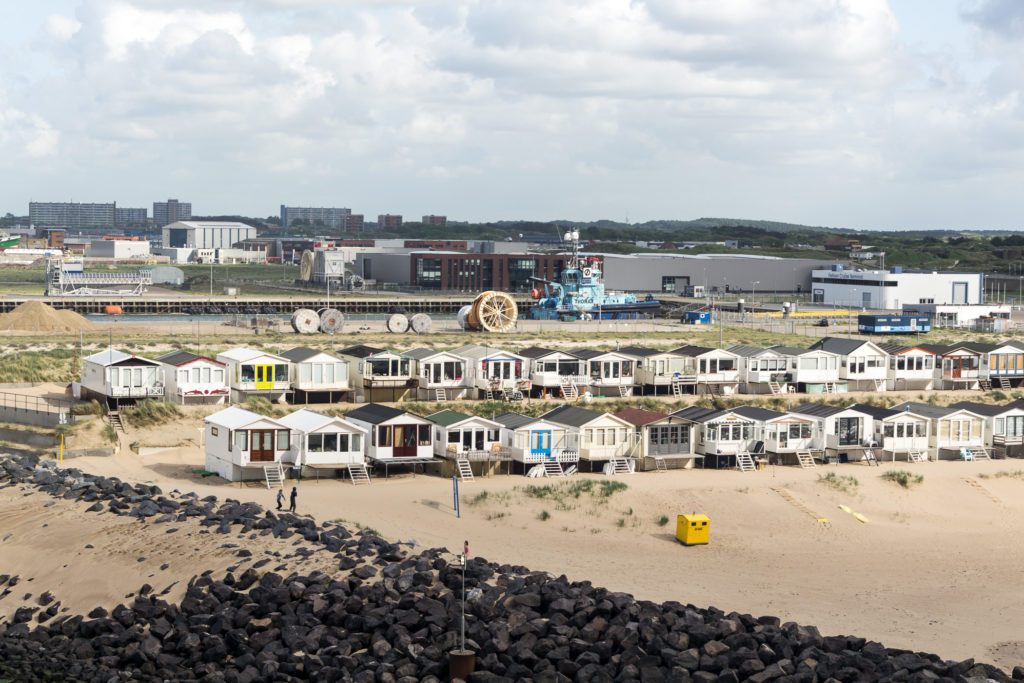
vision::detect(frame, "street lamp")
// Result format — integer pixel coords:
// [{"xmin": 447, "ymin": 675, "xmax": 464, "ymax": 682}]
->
[{"xmin": 750, "ymin": 281, "xmax": 759, "ymax": 307}]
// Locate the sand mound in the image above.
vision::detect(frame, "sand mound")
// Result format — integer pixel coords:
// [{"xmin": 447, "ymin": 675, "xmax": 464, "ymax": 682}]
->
[{"xmin": 0, "ymin": 300, "xmax": 97, "ymax": 333}]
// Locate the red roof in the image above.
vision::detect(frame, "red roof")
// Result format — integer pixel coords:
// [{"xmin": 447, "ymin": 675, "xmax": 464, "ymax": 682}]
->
[{"xmin": 613, "ymin": 408, "xmax": 667, "ymax": 426}]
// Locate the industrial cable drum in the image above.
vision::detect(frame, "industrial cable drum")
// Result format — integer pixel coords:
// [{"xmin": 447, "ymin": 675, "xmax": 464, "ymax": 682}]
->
[
  {"xmin": 291, "ymin": 308, "xmax": 320, "ymax": 334},
  {"xmin": 466, "ymin": 291, "xmax": 518, "ymax": 332},
  {"xmin": 386, "ymin": 312, "xmax": 410, "ymax": 333},
  {"xmin": 457, "ymin": 305, "xmax": 473, "ymax": 330},
  {"xmin": 410, "ymin": 313, "xmax": 433, "ymax": 333},
  {"xmin": 318, "ymin": 308, "xmax": 344, "ymax": 333},
  {"xmin": 299, "ymin": 250, "xmax": 315, "ymax": 281}
]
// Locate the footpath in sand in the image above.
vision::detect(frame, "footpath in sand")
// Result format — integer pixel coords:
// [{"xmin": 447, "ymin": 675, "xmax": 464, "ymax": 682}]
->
[{"xmin": 18, "ymin": 442, "xmax": 1024, "ymax": 672}]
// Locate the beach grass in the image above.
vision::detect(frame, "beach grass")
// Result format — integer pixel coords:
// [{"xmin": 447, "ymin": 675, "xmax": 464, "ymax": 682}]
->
[
  {"xmin": 882, "ymin": 470, "xmax": 923, "ymax": 489},
  {"xmin": 121, "ymin": 399, "xmax": 183, "ymax": 428},
  {"xmin": 818, "ymin": 472, "xmax": 860, "ymax": 494}
]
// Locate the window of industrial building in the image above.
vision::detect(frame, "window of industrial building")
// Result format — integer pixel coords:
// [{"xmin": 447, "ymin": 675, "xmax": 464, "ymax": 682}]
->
[
  {"xmin": 661, "ymin": 276, "xmax": 676, "ymax": 292},
  {"xmin": 416, "ymin": 258, "xmax": 442, "ymax": 289},
  {"xmin": 508, "ymin": 258, "xmax": 538, "ymax": 291}
]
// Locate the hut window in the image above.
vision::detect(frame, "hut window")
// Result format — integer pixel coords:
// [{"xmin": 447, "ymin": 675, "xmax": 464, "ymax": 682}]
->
[
  {"xmin": 338, "ymin": 434, "xmax": 349, "ymax": 451},
  {"xmin": 235, "ymin": 431, "xmax": 248, "ymax": 451},
  {"xmin": 276, "ymin": 430, "xmax": 289, "ymax": 450},
  {"xmin": 448, "ymin": 431, "xmax": 460, "ymax": 444},
  {"xmin": 210, "ymin": 427, "xmax": 218, "ymax": 437},
  {"xmin": 418, "ymin": 425, "xmax": 431, "ymax": 445},
  {"xmin": 202, "ymin": 367, "xmax": 210, "ymax": 383},
  {"xmin": 995, "ymin": 418, "xmax": 1005, "ymax": 435},
  {"xmin": 487, "ymin": 429, "xmax": 499, "ymax": 442},
  {"xmin": 323, "ymin": 433, "xmax": 337, "ymax": 451},
  {"xmin": 300, "ymin": 365, "xmax": 312, "ymax": 382},
  {"xmin": 351, "ymin": 434, "xmax": 361, "ymax": 451},
  {"xmin": 275, "ymin": 365, "xmax": 288, "ymax": 382},
  {"xmin": 241, "ymin": 365, "xmax": 255, "ymax": 382},
  {"xmin": 309, "ymin": 434, "xmax": 324, "ymax": 452},
  {"xmin": 378, "ymin": 426, "xmax": 391, "ymax": 447}
]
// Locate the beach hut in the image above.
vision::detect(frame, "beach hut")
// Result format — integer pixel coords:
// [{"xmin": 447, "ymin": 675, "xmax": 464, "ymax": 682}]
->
[
  {"xmin": 918, "ymin": 343, "xmax": 984, "ymax": 390},
  {"xmin": 671, "ymin": 405, "xmax": 766, "ymax": 468},
  {"xmin": 891, "ymin": 401, "xmax": 987, "ymax": 460},
  {"xmin": 216, "ymin": 347, "xmax": 291, "ymax": 404},
  {"xmin": 517, "ymin": 346, "xmax": 587, "ymax": 399},
  {"xmin": 668, "ymin": 345, "xmax": 740, "ymax": 395},
  {"xmin": 426, "ymin": 409, "xmax": 509, "ymax": 477},
  {"xmin": 808, "ymin": 338, "xmax": 889, "ymax": 392},
  {"xmin": 405, "ymin": 347, "xmax": 472, "ymax": 401},
  {"xmin": 787, "ymin": 402, "xmax": 878, "ymax": 462},
  {"xmin": 618, "ymin": 346, "xmax": 693, "ymax": 396},
  {"xmin": 540, "ymin": 405, "xmax": 635, "ymax": 471},
  {"xmin": 154, "ymin": 351, "xmax": 228, "ymax": 405},
  {"xmin": 450, "ymin": 344, "xmax": 530, "ymax": 400},
  {"xmin": 204, "ymin": 406, "xmax": 291, "ymax": 482},
  {"xmin": 980, "ymin": 341, "xmax": 1024, "ymax": 389},
  {"xmin": 344, "ymin": 403, "xmax": 435, "ymax": 471},
  {"xmin": 278, "ymin": 347, "xmax": 351, "ymax": 404},
  {"xmin": 851, "ymin": 403, "xmax": 931, "ymax": 461},
  {"xmin": 729, "ymin": 345, "xmax": 841, "ymax": 395},
  {"xmin": 492, "ymin": 413, "xmax": 578, "ymax": 474},
  {"xmin": 615, "ymin": 408, "xmax": 700, "ymax": 471},
  {"xmin": 880, "ymin": 344, "xmax": 939, "ymax": 392},
  {"xmin": 951, "ymin": 400, "xmax": 1024, "ymax": 457},
  {"xmin": 570, "ymin": 348, "xmax": 638, "ymax": 397},
  {"xmin": 337, "ymin": 345, "xmax": 416, "ymax": 403},
  {"xmin": 276, "ymin": 408, "xmax": 366, "ymax": 477},
  {"xmin": 79, "ymin": 350, "xmax": 165, "ymax": 408}
]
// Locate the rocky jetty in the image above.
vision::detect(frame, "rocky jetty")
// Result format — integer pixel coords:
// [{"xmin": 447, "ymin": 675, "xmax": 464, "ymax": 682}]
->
[{"xmin": 0, "ymin": 453, "xmax": 1016, "ymax": 682}]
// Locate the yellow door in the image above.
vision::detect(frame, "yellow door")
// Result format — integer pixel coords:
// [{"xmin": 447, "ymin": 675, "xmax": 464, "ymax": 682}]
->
[{"xmin": 255, "ymin": 364, "xmax": 273, "ymax": 389}]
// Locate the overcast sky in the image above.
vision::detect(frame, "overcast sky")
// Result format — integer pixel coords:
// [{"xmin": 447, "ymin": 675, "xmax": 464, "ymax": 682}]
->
[{"xmin": 2, "ymin": 0, "xmax": 1023, "ymax": 230}]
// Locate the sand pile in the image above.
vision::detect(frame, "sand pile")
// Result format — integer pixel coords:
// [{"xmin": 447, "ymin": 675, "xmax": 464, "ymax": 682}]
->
[{"xmin": 0, "ymin": 300, "xmax": 96, "ymax": 333}]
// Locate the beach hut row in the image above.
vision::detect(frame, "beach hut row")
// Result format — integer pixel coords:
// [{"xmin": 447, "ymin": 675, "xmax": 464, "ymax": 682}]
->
[
  {"xmin": 75, "ymin": 338, "xmax": 1024, "ymax": 409},
  {"xmin": 201, "ymin": 396, "xmax": 1024, "ymax": 482}
]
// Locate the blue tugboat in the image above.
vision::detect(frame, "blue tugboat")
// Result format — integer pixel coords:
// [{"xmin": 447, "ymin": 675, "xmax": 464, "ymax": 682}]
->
[{"xmin": 527, "ymin": 230, "xmax": 660, "ymax": 321}]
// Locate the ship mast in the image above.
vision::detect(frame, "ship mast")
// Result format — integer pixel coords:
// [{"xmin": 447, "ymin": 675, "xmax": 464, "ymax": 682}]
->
[{"xmin": 563, "ymin": 229, "xmax": 581, "ymax": 270}]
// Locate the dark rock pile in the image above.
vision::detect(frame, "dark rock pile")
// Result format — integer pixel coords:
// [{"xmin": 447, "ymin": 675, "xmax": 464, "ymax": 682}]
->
[{"xmin": 0, "ymin": 453, "xmax": 1017, "ymax": 681}]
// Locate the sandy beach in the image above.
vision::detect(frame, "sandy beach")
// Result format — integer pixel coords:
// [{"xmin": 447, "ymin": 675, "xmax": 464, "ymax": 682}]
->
[{"xmin": 5, "ymin": 439, "xmax": 1024, "ymax": 671}]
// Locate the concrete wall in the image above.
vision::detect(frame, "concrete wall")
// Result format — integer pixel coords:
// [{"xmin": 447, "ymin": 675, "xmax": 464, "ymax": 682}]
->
[
  {"xmin": 602, "ymin": 254, "xmax": 838, "ymax": 293},
  {"xmin": 0, "ymin": 405, "xmax": 71, "ymax": 428}
]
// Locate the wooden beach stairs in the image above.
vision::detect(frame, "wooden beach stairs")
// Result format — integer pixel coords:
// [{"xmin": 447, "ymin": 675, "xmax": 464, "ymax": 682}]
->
[
  {"xmin": 560, "ymin": 378, "xmax": 579, "ymax": 400},
  {"xmin": 348, "ymin": 464, "xmax": 371, "ymax": 485},
  {"xmin": 543, "ymin": 460, "xmax": 566, "ymax": 477},
  {"xmin": 456, "ymin": 459, "xmax": 474, "ymax": 482},
  {"xmin": 653, "ymin": 456, "xmax": 668, "ymax": 472},
  {"xmin": 108, "ymin": 410, "xmax": 125, "ymax": 433},
  {"xmin": 264, "ymin": 464, "xmax": 285, "ymax": 490},
  {"xmin": 606, "ymin": 458, "xmax": 631, "ymax": 475},
  {"xmin": 736, "ymin": 453, "xmax": 756, "ymax": 472},
  {"xmin": 434, "ymin": 388, "xmax": 447, "ymax": 401},
  {"xmin": 772, "ymin": 487, "xmax": 829, "ymax": 527},
  {"xmin": 907, "ymin": 449, "xmax": 927, "ymax": 463},
  {"xmin": 796, "ymin": 451, "xmax": 816, "ymax": 469}
]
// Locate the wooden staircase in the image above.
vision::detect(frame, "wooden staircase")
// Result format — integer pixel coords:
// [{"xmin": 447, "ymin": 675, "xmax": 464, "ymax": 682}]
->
[
  {"xmin": 998, "ymin": 377, "xmax": 1012, "ymax": 390},
  {"xmin": 907, "ymin": 449, "xmax": 927, "ymax": 463},
  {"xmin": 872, "ymin": 378, "xmax": 886, "ymax": 391},
  {"xmin": 862, "ymin": 449, "xmax": 879, "ymax": 466},
  {"xmin": 348, "ymin": 463, "xmax": 371, "ymax": 485},
  {"xmin": 822, "ymin": 382, "xmax": 837, "ymax": 394},
  {"xmin": 796, "ymin": 451, "xmax": 816, "ymax": 468},
  {"xmin": 963, "ymin": 447, "xmax": 990, "ymax": 461},
  {"xmin": 434, "ymin": 388, "xmax": 446, "ymax": 401},
  {"xmin": 768, "ymin": 381, "xmax": 784, "ymax": 396},
  {"xmin": 606, "ymin": 458, "xmax": 631, "ymax": 475},
  {"xmin": 560, "ymin": 378, "xmax": 579, "ymax": 400},
  {"xmin": 671, "ymin": 381, "xmax": 686, "ymax": 397},
  {"xmin": 456, "ymin": 459, "xmax": 474, "ymax": 481},
  {"xmin": 542, "ymin": 460, "xmax": 565, "ymax": 477},
  {"xmin": 653, "ymin": 456, "xmax": 668, "ymax": 472},
  {"xmin": 108, "ymin": 410, "xmax": 125, "ymax": 433},
  {"xmin": 978, "ymin": 379, "xmax": 993, "ymax": 391},
  {"xmin": 264, "ymin": 464, "xmax": 285, "ymax": 490},
  {"xmin": 618, "ymin": 385, "xmax": 633, "ymax": 397},
  {"xmin": 736, "ymin": 452, "xmax": 756, "ymax": 472}
]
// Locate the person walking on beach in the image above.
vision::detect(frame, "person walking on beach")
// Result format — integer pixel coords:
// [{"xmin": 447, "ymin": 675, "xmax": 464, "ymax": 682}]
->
[
  {"xmin": 276, "ymin": 489, "xmax": 284, "ymax": 511},
  {"xmin": 289, "ymin": 486, "xmax": 297, "ymax": 513}
]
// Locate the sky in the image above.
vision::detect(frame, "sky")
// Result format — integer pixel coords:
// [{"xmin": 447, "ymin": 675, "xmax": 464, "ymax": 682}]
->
[{"xmin": 1, "ymin": 0, "xmax": 1023, "ymax": 230}]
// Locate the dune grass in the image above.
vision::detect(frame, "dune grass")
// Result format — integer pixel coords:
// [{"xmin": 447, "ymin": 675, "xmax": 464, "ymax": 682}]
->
[
  {"xmin": 818, "ymin": 472, "xmax": 860, "ymax": 494},
  {"xmin": 881, "ymin": 470, "xmax": 923, "ymax": 489},
  {"xmin": 120, "ymin": 399, "xmax": 183, "ymax": 428}
]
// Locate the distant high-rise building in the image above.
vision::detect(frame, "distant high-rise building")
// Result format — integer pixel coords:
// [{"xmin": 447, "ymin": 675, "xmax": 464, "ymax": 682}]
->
[
  {"xmin": 29, "ymin": 201, "xmax": 116, "ymax": 228},
  {"xmin": 378, "ymin": 214, "xmax": 403, "ymax": 230},
  {"xmin": 343, "ymin": 214, "xmax": 364, "ymax": 233},
  {"xmin": 115, "ymin": 207, "xmax": 148, "ymax": 223},
  {"xmin": 280, "ymin": 205, "xmax": 351, "ymax": 230},
  {"xmin": 422, "ymin": 215, "xmax": 447, "ymax": 226},
  {"xmin": 153, "ymin": 199, "xmax": 192, "ymax": 228}
]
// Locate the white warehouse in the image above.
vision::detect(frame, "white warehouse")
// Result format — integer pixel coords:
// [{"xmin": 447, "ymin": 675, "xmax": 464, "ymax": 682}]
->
[
  {"xmin": 810, "ymin": 266, "xmax": 983, "ymax": 310},
  {"xmin": 161, "ymin": 221, "xmax": 256, "ymax": 250}
]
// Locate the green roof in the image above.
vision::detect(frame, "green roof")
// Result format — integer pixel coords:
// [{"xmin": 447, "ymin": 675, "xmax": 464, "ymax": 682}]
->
[{"xmin": 426, "ymin": 409, "xmax": 474, "ymax": 427}]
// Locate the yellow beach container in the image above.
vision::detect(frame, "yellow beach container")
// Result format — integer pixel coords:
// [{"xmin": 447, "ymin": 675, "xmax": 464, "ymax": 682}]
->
[{"xmin": 676, "ymin": 514, "xmax": 710, "ymax": 546}]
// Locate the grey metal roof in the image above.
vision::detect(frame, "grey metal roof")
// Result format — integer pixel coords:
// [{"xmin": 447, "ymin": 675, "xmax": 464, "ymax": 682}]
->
[
  {"xmin": 338, "ymin": 344, "xmax": 386, "ymax": 359},
  {"xmin": 344, "ymin": 403, "xmax": 408, "ymax": 424},
  {"xmin": 846, "ymin": 403, "xmax": 900, "ymax": 420},
  {"xmin": 670, "ymin": 344, "xmax": 719, "ymax": 357},
  {"xmin": 765, "ymin": 345, "xmax": 822, "ymax": 356},
  {"xmin": 617, "ymin": 345, "xmax": 673, "ymax": 358},
  {"xmin": 730, "ymin": 405, "xmax": 786, "ymax": 421},
  {"xmin": 84, "ymin": 349, "xmax": 160, "ymax": 367},
  {"xmin": 540, "ymin": 405, "xmax": 607, "ymax": 427},
  {"xmin": 279, "ymin": 347, "xmax": 340, "ymax": 363},
  {"xmin": 492, "ymin": 412, "xmax": 537, "ymax": 430},
  {"xmin": 517, "ymin": 346, "xmax": 581, "ymax": 360},
  {"xmin": 404, "ymin": 347, "xmax": 460, "ymax": 360},
  {"xmin": 570, "ymin": 348, "xmax": 630, "ymax": 360},
  {"xmin": 947, "ymin": 401, "xmax": 1012, "ymax": 417},
  {"xmin": 155, "ymin": 350, "xmax": 224, "ymax": 367},
  {"xmin": 669, "ymin": 405, "xmax": 720, "ymax": 422},
  {"xmin": 809, "ymin": 337, "xmax": 873, "ymax": 356},
  {"xmin": 887, "ymin": 401, "xmax": 955, "ymax": 419},
  {"xmin": 788, "ymin": 403, "xmax": 847, "ymax": 418},
  {"xmin": 727, "ymin": 345, "xmax": 768, "ymax": 357}
]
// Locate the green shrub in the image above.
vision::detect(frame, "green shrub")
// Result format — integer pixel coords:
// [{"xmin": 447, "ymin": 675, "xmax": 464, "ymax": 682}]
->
[
  {"xmin": 656, "ymin": 515, "xmax": 670, "ymax": 526},
  {"xmin": 818, "ymin": 472, "xmax": 860, "ymax": 494},
  {"xmin": 72, "ymin": 400, "xmax": 104, "ymax": 416},
  {"xmin": 538, "ymin": 510, "xmax": 551, "ymax": 521}
]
